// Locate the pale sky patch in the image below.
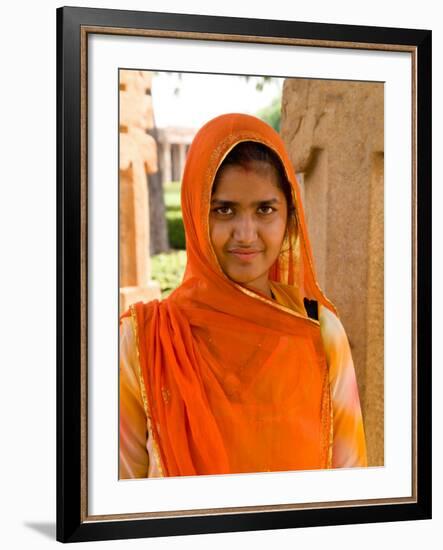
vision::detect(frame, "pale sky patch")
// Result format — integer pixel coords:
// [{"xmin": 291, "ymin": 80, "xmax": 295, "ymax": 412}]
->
[{"xmin": 151, "ymin": 71, "xmax": 283, "ymax": 129}]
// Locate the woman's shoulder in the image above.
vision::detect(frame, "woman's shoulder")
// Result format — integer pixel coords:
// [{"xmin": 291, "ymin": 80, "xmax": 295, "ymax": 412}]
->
[
  {"xmin": 319, "ymin": 304, "xmax": 343, "ymax": 331},
  {"xmin": 120, "ymin": 313, "xmax": 136, "ymax": 349},
  {"xmin": 119, "ymin": 298, "xmax": 161, "ymax": 330},
  {"xmin": 318, "ymin": 305, "xmax": 350, "ymax": 357}
]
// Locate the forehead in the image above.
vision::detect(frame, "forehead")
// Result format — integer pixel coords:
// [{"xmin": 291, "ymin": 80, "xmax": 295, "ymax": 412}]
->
[{"xmin": 212, "ymin": 162, "xmax": 284, "ymax": 199}]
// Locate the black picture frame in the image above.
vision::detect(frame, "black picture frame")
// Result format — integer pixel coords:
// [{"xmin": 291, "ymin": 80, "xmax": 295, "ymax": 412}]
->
[{"xmin": 56, "ymin": 6, "xmax": 432, "ymax": 543}]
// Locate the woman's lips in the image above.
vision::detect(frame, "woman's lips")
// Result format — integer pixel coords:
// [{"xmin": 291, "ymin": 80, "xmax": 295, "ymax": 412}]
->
[{"xmin": 228, "ymin": 249, "xmax": 262, "ymax": 261}]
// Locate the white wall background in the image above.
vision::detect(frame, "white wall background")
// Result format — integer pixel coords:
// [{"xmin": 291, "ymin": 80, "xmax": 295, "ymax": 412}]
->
[{"xmin": 0, "ymin": 0, "xmax": 438, "ymax": 548}]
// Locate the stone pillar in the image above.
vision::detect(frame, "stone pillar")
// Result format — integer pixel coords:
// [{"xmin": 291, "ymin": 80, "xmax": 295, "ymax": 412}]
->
[
  {"xmin": 178, "ymin": 142, "xmax": 187, "ymax": 181},
  {"xmin": 162, "ymin": 141, "xmax": 172, "ymax": 186},
  {"xmin": 119, "ymin": 70, "xmax": 161, "ymax": 314},
  {"xmin": 281, "ymin": 79, "xmax": 384, "ymax": 466},
  {"xmin": 171, "ymin": 144, "xmax": 179, "ymax": 182}
]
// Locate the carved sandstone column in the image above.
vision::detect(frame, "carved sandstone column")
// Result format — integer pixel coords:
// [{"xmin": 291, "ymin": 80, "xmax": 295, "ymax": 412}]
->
[
  {"xmin": 161, "ymin": 141, "xmax": 172, "ymax": 186},
  {"xmin": 119, "ymin": 70, "xmax": 161, "ymax": 314},
  {"xmin": 281, "ymin": 79, "xmax": 384, "ymax": 466},
  {"xmin": 178, "ymin": 142, "xmax": 187, "ymax": 181}
]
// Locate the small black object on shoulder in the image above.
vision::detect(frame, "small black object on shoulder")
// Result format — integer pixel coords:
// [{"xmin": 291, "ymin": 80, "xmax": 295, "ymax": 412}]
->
[{"xmin": 303, "ymin": 298, "xmax": 319, "ymax": 321}]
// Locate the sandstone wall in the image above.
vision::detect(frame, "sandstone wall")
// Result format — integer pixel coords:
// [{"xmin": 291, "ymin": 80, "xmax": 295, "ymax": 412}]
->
[{"xmin": 281, "ymin": 79, "xmax": 384, "ymax": 466}]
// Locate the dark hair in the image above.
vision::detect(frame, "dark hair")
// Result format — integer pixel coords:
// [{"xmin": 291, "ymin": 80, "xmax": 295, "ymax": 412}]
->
[{"xmin": 212, "ymin": 141, "xmax": 296, "ymax": 220}]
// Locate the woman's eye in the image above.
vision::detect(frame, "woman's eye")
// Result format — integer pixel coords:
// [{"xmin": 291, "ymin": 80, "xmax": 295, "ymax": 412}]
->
[
  {"xmin": 214, "ymin": 207, "xmax": 233, "ymax": 215},
  {"xmin": 258, "ymin": 206, "xmax": 274, "ymax": 215}
]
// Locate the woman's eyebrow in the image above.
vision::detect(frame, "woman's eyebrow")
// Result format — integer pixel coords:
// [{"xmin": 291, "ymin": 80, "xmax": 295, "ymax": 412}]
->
[
  {"xmin": 210, "ymin": 197, "xmax": 281, "ymax": 206},
  {"xmin": 211, "ymin": 198, "xmax": 238, "ymax": 205}
]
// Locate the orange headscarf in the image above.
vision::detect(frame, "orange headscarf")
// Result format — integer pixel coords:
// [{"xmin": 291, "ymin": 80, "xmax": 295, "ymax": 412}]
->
[{"xmin": 124, "ymin": 113, "xmax": 337, "ymax": 477}]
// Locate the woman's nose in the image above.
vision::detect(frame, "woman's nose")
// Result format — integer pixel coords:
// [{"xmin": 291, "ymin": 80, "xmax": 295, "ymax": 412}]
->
[{"xmin": 232, "ymin": 215, "xmax": 257, "ymax": 243}]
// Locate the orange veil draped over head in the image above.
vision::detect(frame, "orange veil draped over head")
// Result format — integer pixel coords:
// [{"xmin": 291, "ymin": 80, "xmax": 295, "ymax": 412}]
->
[{"xmin": 126, "ymin": 113, "xmax": 339, "ymax": 477}]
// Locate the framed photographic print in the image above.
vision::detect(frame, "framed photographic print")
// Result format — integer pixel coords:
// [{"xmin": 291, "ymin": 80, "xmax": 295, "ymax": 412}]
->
[{"xmin": 56, "ymin": 6, "xmax": 432, "ymax": 543}]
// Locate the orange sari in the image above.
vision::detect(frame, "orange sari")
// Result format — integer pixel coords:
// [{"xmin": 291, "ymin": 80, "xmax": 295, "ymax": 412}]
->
[{"xmin": 122, "ymin": 113, "xmax": 343, "ymax": 477}]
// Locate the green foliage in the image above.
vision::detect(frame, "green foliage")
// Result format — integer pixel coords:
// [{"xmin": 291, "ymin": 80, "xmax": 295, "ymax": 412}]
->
[
  {"xmin": 151, "ymin": 250, "xmax": 187, "ymax": 299},
  {"xmin": 256, "ymin": 96, "xmax": 281, "ymax": 132},
  {"xmin": 164, "ymin": 181, "xmax": 186, "ymax": 250},
  {"xmin": 164, "ymin": 180, "xmax": 181, "ymax": 209},
  {"xmin": 168, "ymin": 215, "xmax": 186, "ymax": 250},
  {"xmin": 152, "ymin": 181, "xmax": 186, "ymax": 298}
]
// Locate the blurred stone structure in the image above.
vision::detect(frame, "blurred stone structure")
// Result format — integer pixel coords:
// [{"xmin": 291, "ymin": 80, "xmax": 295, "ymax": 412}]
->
[
  {"xmin": 119, "ymin": 70, "xmax": 161, "ymax": 314},
  {"xmin": 281, "ymin": 79, "xmax": 384, "ymax": 466},
  {"xmin": 157, "ymin": 127, "xmax": 196, "ymax": 185}
]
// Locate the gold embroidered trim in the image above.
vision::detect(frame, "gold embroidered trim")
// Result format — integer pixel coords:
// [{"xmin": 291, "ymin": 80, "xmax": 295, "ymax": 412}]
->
[
  {"xmin": 161, "ymin": 386, "xmax": 171, "ymax": 404},
  {"xmin": 203, "ymin": 135, "xmax": 320, "ymax": 327},
  {"xmin": 320, "ymin": 361, "xmax": 334, "ymax": 469},
  {"xmin": 328, "ymin": 382, "xmax": 334, "ymax": 469},
  {"xmin": 235, "ymin": 281, "xmax": 320, "ymax": 326},
  {"xmin": 299, "ymin": 214, "xmax": 339, "ymax": 316},
  {"xmin": 129, "ymin": 304, "xmax": 165, "ymax": 477}
]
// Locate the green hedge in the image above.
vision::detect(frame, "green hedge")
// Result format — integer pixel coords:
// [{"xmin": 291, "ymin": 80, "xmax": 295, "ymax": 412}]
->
[
  {"xmin": 164, "ymin": 181, "xmax": 185, "ymax": 250},
  {"xmin": 167, "ymin": 210, "xmax": 186, "ymax": 250},
  {"xmin": 151, "ymin": 182, "xmax": 187, "ymax": 298},
  {"xmin": 151, "ymin": 250, "xmax": 187, "ymax": 299}
]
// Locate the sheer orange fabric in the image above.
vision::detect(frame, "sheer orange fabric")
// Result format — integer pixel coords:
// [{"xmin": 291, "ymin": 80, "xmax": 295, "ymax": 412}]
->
[{"xmin": 123, "ymin": 113, "xmax": 340, "ymax": 477}]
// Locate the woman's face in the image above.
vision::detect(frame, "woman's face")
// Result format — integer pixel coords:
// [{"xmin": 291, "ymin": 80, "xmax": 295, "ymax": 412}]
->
[{"xmin": 209, "ymin": 160, "xmax": 288, "ymax": 297}]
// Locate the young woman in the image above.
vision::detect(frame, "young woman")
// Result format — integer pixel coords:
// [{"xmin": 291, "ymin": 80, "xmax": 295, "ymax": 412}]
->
[{"xmin": 119, "ymin": 113, "xmax": 367, "ymax": 479}]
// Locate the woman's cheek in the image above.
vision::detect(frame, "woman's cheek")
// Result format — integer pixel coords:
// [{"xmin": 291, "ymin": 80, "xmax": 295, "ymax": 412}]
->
[
  {"xmin": 267, "ymin": 218, "xmax": 286, "ymax": 244},
  {"xmin": 210, "ymin": 223, "xmax": 229, "ymax": 257}
]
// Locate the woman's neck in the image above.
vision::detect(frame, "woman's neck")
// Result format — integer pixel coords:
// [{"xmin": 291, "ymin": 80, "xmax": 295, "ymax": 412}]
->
[{"xmin": 243, "ymin": 280, "xmax": 273, "ymax": 300}]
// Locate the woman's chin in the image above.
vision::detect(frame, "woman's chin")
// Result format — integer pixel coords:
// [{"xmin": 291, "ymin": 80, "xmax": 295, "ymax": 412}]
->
[
  {"xmin": 225, "ymin": 270, "xmax": 266, "ymax": 288},
  {"xmin": 224, "ymin": 267, "xmax": 253, "ymax": 282}
]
